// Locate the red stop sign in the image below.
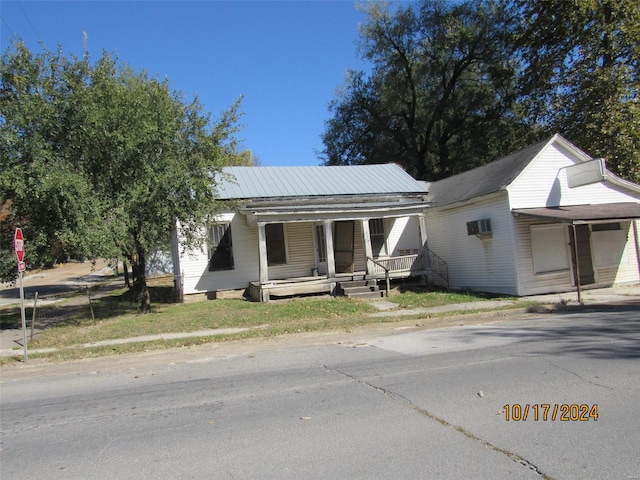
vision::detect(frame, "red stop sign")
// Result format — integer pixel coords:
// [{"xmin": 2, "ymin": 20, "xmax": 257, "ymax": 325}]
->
[{"xmin": 14, "ymin": 228, "xmax": 24, "ymax": 263}]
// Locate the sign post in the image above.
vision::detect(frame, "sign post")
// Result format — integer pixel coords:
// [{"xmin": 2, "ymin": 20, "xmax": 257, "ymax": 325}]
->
[{"xmin": 14, "ymin": 228, "xmax": 28, "ymax": 362}]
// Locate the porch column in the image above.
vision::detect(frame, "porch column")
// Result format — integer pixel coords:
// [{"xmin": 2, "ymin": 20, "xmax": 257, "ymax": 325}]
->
[
  {"xmin": 418, "ymin": 214, "xmax": 431, "ymax": 273},
  {"xmin": 257, "ymin": 222, "xmax": 269, "ymax": 301},
  {"xmin": 361, "ymin": 218, "xmax": 374, "ymax": 276},
  {"xmin": 324, "ymin": 220, "xmax": 336, "ymax": 279}
]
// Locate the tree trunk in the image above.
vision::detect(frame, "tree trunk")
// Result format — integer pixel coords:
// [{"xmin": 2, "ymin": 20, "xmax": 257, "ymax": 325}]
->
[
  {"xmin": 123, "ymin": 260, "xmax": 131, "ymax": 289},
  {"xmin": 126, "ymin": 248, "xmax": 150, "ymax": 313},
  {"xmin": 133, "ymin": 249, "xmax": 150, "ymax": 313}
]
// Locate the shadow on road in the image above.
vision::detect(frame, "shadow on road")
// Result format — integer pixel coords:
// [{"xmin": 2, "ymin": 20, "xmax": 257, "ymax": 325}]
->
[{"xmin": 466, "ymin": 301, "xmax": 640, "ymax": 360}]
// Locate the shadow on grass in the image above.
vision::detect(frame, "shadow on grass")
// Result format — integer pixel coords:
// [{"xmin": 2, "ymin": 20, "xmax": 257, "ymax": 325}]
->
[
  {"xmin": 0, "ymin": 284, "xmax": 180, "ymax": 332},
  {"xmin": 392, "ymin": 280, "xmax": 508, "ymax": 299}
]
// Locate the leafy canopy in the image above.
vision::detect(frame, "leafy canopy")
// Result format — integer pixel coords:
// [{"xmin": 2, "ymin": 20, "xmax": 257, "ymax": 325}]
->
[
  {"xmin": 321, "ymin": 0, "xmax": 537, "ymax": 180},
  {"xmin": 0, "ymin": 41, "xmax": 243, "ymax": 301},
  {"xmin": 509, "ymin": 0, "xmax": 640, "ymax": 183}
]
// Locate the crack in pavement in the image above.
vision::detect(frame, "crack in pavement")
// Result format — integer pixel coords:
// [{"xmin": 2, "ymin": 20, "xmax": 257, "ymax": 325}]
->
[
  {"xmin": 544, "ymin": 360, "xmax": 614, "ymax": 390},
  {"xmin": 324, "ymin": 364, "xmax": 555, "ymax": 480}
]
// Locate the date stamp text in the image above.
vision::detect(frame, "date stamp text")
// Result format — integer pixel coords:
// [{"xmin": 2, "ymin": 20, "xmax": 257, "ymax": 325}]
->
[{"xmin": 502, "ymin": 404, "xmax": 599, "ymax": 421}]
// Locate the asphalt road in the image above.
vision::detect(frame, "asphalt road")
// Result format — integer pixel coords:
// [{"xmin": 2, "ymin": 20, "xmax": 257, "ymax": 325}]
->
[{"xmin": 1, "ymin": 305, "xmax": 639, "ymax": 480}]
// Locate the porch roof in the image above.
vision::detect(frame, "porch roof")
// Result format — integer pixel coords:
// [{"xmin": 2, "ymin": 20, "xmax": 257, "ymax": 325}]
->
[
  {"xmin": 239, "ymin": 198, "xmax": 427, "ymax": 224},
  {"xmin": 512, "ymin": 202, "xmax": 640, "ymax": 224}
]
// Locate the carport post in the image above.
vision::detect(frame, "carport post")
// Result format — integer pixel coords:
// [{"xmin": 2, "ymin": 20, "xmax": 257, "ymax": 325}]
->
[{"xmin": 570, "ymin": 224, "xmax": 582, "ymax": 303}]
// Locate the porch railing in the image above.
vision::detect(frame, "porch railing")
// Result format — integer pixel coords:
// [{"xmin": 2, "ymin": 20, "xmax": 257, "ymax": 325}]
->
[
  {"xmin": 369, "ymin": 253, "xmax": 423, "ymax": 275},
  {"xmin": 367, "ymin": 256, "xmax": 391, "ymax": 297},
  {"xmin": 368, "ymin": 251, "xmax": 449, "ymax": 288},
  {"xmin": 428, "ymin": 250, "xmax": 449, "ymax": 288}
]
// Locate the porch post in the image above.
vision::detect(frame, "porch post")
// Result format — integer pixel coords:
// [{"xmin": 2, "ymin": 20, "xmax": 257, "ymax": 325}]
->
[
  {"xmin": 634, "ymin": 220, "xmax": 640, "ymax": 280},
  {"xmin": 418, "ymin": 213, "xmax": 431, "ymax": 276},
  {"xmin": 257, "ymin": 222, "xmax": 270, "ymax": 301},
  {"xmin": 361, "ymin": 218, "xmax": 373, "ymax": 276},
  {"xmin": 570, "ymin": 223, "xmax": 582, "ymax": 303},
  {"xmin": 324, "ymin": 220, "xmax": 336, "ymax": 279}
]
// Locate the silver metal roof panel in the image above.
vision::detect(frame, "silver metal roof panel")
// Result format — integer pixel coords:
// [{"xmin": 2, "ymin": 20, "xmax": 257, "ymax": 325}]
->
[{"xmin": 215, "ymin": 164, "xmax": 428, "ymax": 199}]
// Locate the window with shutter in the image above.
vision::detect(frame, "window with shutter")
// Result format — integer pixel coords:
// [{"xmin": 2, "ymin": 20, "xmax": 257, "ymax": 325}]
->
[{"xmin": 208, "ymin": 223, "xmax": 234, "ymax": 271}]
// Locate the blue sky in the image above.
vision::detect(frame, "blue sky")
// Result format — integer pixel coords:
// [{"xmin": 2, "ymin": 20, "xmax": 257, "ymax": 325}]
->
[{"xmin": 0, "ymin": 1, "xmax": 371, "ymax": 166}]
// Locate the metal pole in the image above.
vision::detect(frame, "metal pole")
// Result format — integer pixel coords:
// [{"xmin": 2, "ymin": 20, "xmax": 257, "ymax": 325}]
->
[
  {"xmin": 19, "ymin": 271, "xmax": 28, "ymax": 362},
  {"xmin": 87, "ymin": 286, "xmax": 96, "ymax": 325},
  {"xmin": 30, "ymin": 291, "xmax": 38, "ymax": 342},
  {"xmin": 633, "ymin": 220, "xmax": 640, "ymax": 280},
  {"xmin": 570, "ymin": 224, "xmax": 582, "ymax": 304}
]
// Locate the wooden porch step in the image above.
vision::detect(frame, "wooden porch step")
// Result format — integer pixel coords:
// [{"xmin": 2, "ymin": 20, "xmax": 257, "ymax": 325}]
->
[
  {"xmin": 337, "ymin": 279, "xmax": 385, "ymax": 299},
  {"xmin": 342, "ymin": 285, "xmax": 379, "ymax": 295},
  {"xmin": 345, "ymin": 290, "xmax": 386, "ymax": 300},
  {"xmin": 339, "ymin": 280, "xmax": 369, "ymax": 288}
]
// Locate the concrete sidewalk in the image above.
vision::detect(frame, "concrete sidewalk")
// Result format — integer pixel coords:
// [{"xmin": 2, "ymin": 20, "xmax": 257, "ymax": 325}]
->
[
  {"xmin": 1, "ymin": 285, "xmax": 638, "ymax": 358},
  {"xmin": 369, "ymin": 285, "xmax": 640, "ymax": 317}
]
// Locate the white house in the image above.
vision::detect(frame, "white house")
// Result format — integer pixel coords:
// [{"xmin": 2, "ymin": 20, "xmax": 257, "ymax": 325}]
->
[
  {"xmin": 173, "ymin": 164, "xmax": 430, "ymax": 301},
  {"xmin": 425, "ymin": 134, "xmax": 640, "ymax": 298}
]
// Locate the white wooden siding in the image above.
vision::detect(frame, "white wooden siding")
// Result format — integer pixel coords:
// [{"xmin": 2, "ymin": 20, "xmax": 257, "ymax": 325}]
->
[
  {"xmin": 513, "ymin": 218, "xmax": 640, "ymax": 295},
  {"xmin": 591, "ymin": 222, "xmax": 639, "ymax": 285},
  {"xmin": 179, "ymin": 212, "xmax": 259, "ymax": 295},
  {"xmin": 507, "ymin": 142, "xmax": 640, "ymax": 295},
  {"xmin": 512, "ymin": 217, "xmax": 574, "ymax": 295},
  {"xmin": 267, "ymin": 222, "xmax": 316, "ymax": 280},
  {"xmin": 509, "ymin": 143, "xmax": 640, "ymax": 208},
  {"xmin": 425, "ymin": 193, "xmax": 518, "ymax": 295},
  {"xmin": 385, "ymin": 216, "xmax": 421, "ymax": 256}
]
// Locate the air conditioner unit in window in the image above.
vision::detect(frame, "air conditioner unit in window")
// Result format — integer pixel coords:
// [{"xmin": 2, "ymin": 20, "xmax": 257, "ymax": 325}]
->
[{"xmin": 467, "ymin": 218, "xmax": 492, "ymax": 237}]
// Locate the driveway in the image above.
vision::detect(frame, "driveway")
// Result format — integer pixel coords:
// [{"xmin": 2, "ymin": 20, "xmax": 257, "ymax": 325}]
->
[{"xmin": 0, "ymin": 259, "xmax": 115, "ymax": 305}]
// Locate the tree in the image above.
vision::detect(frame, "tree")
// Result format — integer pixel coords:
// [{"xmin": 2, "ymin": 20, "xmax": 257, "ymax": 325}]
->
[
  {"xmin": 320, "ymin": 0, "xmax": 536, "ymax": 180},
  {"xmin": 0, "ymin": 42, "xmax": 103, "ymax": 281},
  {"xmin": 0, "ymin": 41, "xmax": 243, "ymax": 309},
  {"xmin": 509, "ymin": 0, "xmax": 640, "ymax": 183}
]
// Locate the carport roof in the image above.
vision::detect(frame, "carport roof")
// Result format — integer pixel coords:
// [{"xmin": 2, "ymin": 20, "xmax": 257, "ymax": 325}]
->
[{"xmin": 512, "ymin": 202, "xmax": 640, "ymax": 224}]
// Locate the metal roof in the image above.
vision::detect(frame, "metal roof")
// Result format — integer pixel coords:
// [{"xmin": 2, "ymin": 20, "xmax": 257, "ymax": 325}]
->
[
  {"xmin": 512, "ymin": 202, "xmax": 640, "ymax": 224},
  {"xmin": 214, "ymin": 164, "xmax": 428, "ymax": 200}
]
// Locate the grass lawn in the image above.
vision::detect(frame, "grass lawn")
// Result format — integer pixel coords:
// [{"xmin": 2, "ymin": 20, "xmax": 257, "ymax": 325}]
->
[{"xmin": 0, "ymin": 277, "xmax": 522, "ymax": 362}]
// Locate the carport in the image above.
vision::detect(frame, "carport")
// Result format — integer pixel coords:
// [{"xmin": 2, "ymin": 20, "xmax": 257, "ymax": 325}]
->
[{"xmin": 513, "ymin": 202, "xmax": 640, "ymax": 301}]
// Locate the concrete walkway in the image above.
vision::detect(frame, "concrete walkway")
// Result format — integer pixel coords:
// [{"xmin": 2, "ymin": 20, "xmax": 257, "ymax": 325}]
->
[{"xmin": 1, "ymin": 285, "xmax": 638, "ymax": 358}]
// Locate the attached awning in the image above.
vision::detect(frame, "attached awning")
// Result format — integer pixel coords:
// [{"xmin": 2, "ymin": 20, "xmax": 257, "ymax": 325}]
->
[
  {"xmin": 239, "ymin": 199, "xmax": 428, "ymax": 225},
  {"xmin": 512, "ymin": 202, "xmax": 640, "ymax": 224}
]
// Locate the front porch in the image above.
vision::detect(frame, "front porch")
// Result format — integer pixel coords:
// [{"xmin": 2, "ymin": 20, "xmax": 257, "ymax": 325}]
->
[
  {"xmin": 249, "ymin": 253, "xmax": 430, "ymax": 302},
  {"xmin": 238, "ymin": 196, "xmax": 433, "ymax": 302}
]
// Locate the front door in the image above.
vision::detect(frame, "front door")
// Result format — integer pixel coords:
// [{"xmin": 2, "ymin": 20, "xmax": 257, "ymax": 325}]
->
[
  {"xmin": 334, "ymin": 221, "xmax": 355, "ymax": 273},
  {"xmin": 569, "ymin": 224, "xmax": 595, "ymax": 285}
]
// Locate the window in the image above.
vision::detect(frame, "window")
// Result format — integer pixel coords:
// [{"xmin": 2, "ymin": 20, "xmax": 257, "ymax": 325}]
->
[
  {"xmin": 266, "ymin": 223, "xmax": 287, "ymax": 265},
  {"xmin": 208, "ymin": 223, "xmax": 233, "ymax": 271},
  {"xmin": 370, "ymin": 218, "xmax": 387, "ymax": 257},
  {"xmin": 530, "ymin": 225, "xmax": 569, "ymax": 274}
]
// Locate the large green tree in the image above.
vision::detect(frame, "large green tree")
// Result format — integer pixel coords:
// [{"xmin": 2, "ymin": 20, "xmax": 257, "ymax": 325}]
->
[
  {"xmin": 321, "ymin": 0, "xmax": 536, "ymax": 180},
  {"xmin": 0, "ymin": 41, "xmax": 243, "ymax": 310},
  {"xmin": 0, "ymin": 43, "xmax": 103, "ymax": 280},
  {"xmin": 509, "ymin": 0, "xmax": 640, "ymax": 183}
]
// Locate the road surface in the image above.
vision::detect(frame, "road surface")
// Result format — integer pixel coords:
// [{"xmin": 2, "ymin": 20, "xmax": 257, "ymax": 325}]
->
[{"xmin": 1, "ymin": 304, "xmax": 639, "ymax": 479}]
